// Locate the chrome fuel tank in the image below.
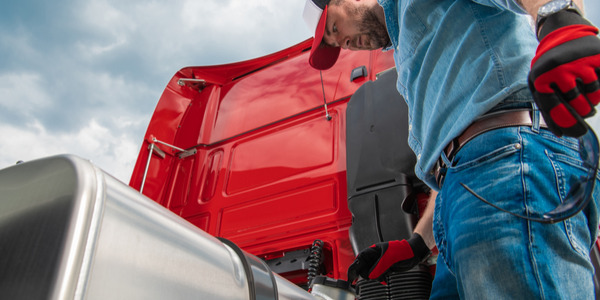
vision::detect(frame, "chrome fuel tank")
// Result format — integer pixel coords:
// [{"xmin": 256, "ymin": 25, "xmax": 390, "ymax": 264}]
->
[{"xmin": 0, "ymin": 155, "xmax": 315, "ymax": 300}]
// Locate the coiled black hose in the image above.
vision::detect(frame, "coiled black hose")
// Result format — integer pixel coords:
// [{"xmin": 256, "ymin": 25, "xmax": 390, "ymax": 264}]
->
[{"xmin": 307, "ymin": 239, "xmax": 324, "ymax": 284}]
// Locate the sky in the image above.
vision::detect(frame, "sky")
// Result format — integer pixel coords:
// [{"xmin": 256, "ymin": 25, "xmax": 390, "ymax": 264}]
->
[{"xmin": 0, "ymin": 1, "xmax": 599, "ymax": 184}]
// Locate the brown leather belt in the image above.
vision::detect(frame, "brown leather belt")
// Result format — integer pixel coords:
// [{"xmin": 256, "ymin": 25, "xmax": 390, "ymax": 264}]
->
[{"xmin": 434, "ymin": 109, "xmax": 548, "ymax": 188}]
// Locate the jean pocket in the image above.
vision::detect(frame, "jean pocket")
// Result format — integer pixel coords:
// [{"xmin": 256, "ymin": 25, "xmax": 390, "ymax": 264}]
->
[
  {"xmin": 449, "ymin": 142, "xmax": 521, "ymax": 174},
  {"xmin": 546, "ymin": 150, "xmax": 598, "ymax": 257}
]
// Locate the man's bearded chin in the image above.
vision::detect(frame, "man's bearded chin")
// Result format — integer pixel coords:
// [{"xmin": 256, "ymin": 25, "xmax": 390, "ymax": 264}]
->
[{"xmin": 360, "ymin": 8, "xmax": 390, "ymax": 49}]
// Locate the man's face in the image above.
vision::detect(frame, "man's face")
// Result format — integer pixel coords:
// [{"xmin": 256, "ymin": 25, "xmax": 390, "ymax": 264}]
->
[{"xmin": 322, "ymin": 0, "xmax": 389, "ymax": 50}]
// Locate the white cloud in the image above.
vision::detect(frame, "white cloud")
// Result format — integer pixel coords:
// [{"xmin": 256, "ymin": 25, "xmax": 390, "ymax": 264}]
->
[
  {"xmin": 0, "ymin": 119, "xmax": 138, "ymax": 183},
  {"xmin": 182, "ymin": 0, "xmax": 273, "ymax": 30},
  {"xmin": 75, "ymin": 0, "xmax": 136, "ymax": 57},
  {"xmin": 0, "ymin": 29, "xmax": 39, "ymax": 62},
  {"xmin": 80, "ymin": 0, "xmax": 137, "ymax": 37},
  {"xmin": 0, "ymin": 72, "xmax": 51, "ymax": 113},
  {"xmin": 178, "ymin": 0, "xmax": 309, "ymax": 63},
  {"xmin": 80, "ymin": 37, "xmax": 128, "ymax": 57}
]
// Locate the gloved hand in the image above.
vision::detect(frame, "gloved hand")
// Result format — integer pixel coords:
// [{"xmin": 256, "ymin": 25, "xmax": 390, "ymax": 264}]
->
[
  {"xmin": 347, "ymin": 233, "xmax": 430, "ymax": 284},
  {"xmin": 528, "ymin": 10, "xmax": 600, "ymax": 138}
]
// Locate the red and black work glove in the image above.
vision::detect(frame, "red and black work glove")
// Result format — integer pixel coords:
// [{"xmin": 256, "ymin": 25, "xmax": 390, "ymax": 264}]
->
[
  {"xmin": 528, "ymin": 10, "xmax": 600, "ymax": 138},
  {"xmin": 346, "ymin": 233, "xmax": 430, "ymax": 284}
]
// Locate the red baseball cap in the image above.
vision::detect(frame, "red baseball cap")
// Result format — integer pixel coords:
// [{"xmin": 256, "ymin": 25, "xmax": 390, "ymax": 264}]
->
[{"xmin": 303, "ymin": 0, "xmax": 341, "ymax": 70}]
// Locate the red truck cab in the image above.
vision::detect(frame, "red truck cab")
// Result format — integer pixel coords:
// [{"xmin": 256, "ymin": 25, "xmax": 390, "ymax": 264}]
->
[{"xmin": 128, "ymin": 39, "xmax": 407, "ymax": 285}]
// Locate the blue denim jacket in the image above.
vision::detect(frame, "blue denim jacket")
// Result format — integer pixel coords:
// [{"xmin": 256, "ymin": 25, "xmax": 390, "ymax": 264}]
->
[{"xmin": 377, "ymin": 0, "xmax": 538, "ymax": 188}]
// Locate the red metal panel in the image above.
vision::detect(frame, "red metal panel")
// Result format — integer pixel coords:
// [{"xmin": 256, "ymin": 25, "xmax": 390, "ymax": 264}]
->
[
  {"xmin": 186, "ymin": 213, "xmax": 211, "ymax": 232},
  {"xmin": 220, "ymin": 181, "xmax": 339, "ymax": 242},
  {"xmin": 164, "ymin": 156, "xmax": 195, "ymax": 211},
  {"xmin": 208, "ymin": 50, "xmax": 372, "ymax": 144},
  {"xmin": 200, "ymin": 150, "xmax": 223, "ymax": 203},
  {"xmin": 226, "ymin": 115, "xmax": 335, "ymax": 194}
]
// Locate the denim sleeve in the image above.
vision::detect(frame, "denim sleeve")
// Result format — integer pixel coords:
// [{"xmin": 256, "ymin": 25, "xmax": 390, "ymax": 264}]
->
[{"xmin": 470, "ymin": 0, "xmax": 528, "ymax": 14}]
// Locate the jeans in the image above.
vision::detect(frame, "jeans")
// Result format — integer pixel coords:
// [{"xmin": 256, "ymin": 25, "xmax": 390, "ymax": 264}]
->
[{"xmin": 431, "ymin": 124, "xmax": 600, "ymax": 299}]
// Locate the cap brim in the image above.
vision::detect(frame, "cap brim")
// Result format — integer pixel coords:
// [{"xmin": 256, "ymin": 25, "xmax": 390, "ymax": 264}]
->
[{"xmin": 309, "ymin": 5, "xmax": 341, "ymax": 70}]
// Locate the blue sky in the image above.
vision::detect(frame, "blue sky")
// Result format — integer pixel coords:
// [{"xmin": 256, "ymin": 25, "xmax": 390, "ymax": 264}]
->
[{"xmin": 0, "ymin": 0, "xmax": 599, "ymax": 182}]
